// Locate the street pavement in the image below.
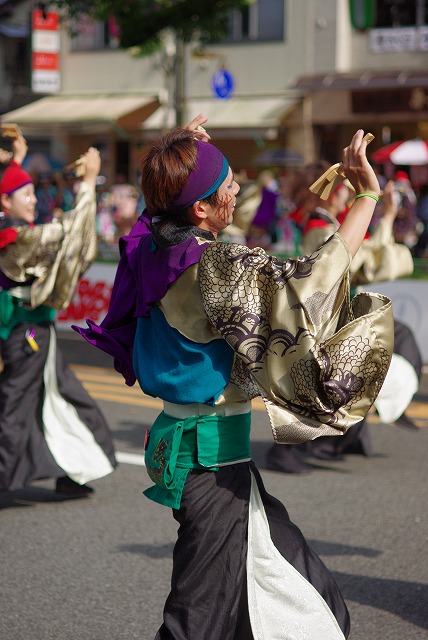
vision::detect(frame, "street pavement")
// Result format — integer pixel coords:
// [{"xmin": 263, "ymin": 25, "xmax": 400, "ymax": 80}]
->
[{"xmin": 0, "ymin": 332, "xmax": 427, "ymax": 640}]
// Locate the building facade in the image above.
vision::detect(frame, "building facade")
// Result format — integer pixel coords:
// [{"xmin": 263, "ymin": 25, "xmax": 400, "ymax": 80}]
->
[{"xmin": 1, "ymin": 0, "xmax": 428, "ymax": 183}]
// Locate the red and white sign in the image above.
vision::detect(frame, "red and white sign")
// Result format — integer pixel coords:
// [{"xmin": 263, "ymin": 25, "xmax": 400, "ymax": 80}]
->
[
  {"xmin": 57, "ymin": 263, "xmax": 116, "ymax": 329},
  {"xmin": 31, "ymin": 9, "xmax": 61, "ymax": 94}
]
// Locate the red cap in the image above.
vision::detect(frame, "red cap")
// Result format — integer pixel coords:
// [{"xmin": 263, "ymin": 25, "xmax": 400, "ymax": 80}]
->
[
  {"xmin": 0, "ymin": 161, "xmax": 33, "ymax": 196},
  {"xmin": 394, "ymin": 170, "xmax": 410, "ymax": 182}
]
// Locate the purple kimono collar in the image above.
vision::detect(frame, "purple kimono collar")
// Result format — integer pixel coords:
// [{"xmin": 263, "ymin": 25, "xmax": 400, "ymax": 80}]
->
[{"xmin": 72, "ymin": 211, "xmax": 209, "ymax": 386}]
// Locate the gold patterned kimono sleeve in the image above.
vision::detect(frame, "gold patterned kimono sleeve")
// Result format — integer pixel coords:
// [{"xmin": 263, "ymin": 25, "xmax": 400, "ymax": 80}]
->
[
  {"xmin": 199, "ymin": 234, "xmax": 393, "ymax": 444},
  {"xmin": 0, "ymin": 182, "xmax": 97, "ymax": 309}
]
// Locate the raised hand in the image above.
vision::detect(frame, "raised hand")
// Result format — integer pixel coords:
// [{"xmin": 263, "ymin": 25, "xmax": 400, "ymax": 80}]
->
[
  {"xmin": 81, "ymin": 147, "xmax": 101, "ymax": 187},
  {"xmin": 0, "ymin": 148, "xmax": 12, "ymax": 164},
  {"xmin": 338, "ymin": 130, "xmax": 382, "ymax": 257},
  {"xmin": 11, "ymin": 134, "xmax": 28, "ymax": 166},
  {"xmin": 185, "ymin": 114, "xmax": 211, "ymax": 142},
  {"xmin": 342, "ymin": 130, "xmax": 380, "ymax": 199}
]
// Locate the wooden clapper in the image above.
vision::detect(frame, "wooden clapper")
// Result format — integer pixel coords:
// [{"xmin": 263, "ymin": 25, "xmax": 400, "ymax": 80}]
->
[{"xmin": 309, "ymin": 133, "xmax": 375, "ymax": 200}]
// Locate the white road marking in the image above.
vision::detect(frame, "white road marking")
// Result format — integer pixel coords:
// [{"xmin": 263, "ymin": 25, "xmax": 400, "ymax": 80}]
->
[{"xmin": 116, "ymin": 451, "xmax": 146, "ymax": 466}]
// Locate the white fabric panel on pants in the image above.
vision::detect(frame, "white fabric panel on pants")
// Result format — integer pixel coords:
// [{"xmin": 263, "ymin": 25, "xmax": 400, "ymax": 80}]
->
[
  {"xmin": 247, "ymin": 472, "xmax": 346, "ymax": 640},
  {"xmin": 42, "ymin": 326, "xmax": 114, "ymax": 484},
  {"xmin": 374, "ymin": 352, "xmax": 419, "ymax": 424}
]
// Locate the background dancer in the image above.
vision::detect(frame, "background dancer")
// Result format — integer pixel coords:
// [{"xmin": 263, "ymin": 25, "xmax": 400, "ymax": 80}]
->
[{"xmin": 0, "ymin": 132, "xmax": 116, "ymax": 497}]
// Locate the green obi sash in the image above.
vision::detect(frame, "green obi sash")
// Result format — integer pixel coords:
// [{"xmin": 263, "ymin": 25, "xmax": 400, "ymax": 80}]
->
[
  {"xmin": 0, "ymin": 289, "xmax": 56, "ymax": 340},
  {"xmin": 144, "ymin": 411, "xmax": 252, "ymax": 509}
]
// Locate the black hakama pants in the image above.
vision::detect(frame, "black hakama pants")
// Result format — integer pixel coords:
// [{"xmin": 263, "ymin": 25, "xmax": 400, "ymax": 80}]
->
[
  {"xmin": 155, "ymin": 462, "xmax": 350, "ymax": 640},
  {"xmin": 0, "ymin": 322, "xmax": 116, "ymax": 491}
]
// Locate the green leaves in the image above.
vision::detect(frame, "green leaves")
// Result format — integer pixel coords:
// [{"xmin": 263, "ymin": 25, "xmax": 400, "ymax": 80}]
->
[{"xmin": 57, "ymin": 0, "xmax": 253, "ymax": 49}]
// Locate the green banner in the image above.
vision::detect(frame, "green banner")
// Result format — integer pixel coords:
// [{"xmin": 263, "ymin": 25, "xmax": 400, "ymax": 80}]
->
[{"xmin": 349, "ymin": 0, "xmax": 376, "ymax": 30}]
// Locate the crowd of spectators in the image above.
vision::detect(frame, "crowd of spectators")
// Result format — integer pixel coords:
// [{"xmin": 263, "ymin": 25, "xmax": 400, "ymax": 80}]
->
[
  {"xmin": 26, "ymin": 168, "xmax": 142, "ymax": 249},
  {"xmin": 221, "ymin": 163, "xmax": 428, "ymax": 260},
  {"xmin": 2, "ymin": 151, "xmax": 428, "ymax": 262}
]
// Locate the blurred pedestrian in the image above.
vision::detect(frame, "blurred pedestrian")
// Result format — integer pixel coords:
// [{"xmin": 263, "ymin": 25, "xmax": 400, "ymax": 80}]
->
[
  {"xmin": 96, "ymin": 178, "xmax": 117, "ymax": 244},
  {"xmin": 413, "ymin": 183, "xmax": 428, "ymax": 257},
  {"xmin": 75, "ymin": 117, "xmax": 393, "ymax": 639},
  {"xmin": 0, "ymin": 133, "xmax": 116, "ymax": 496},
  {"xmin": 392, "ymin": 170, "xmax": 419, "ymax": 248},
  {"xmin": 34, "ymin": 171, "xmax": 58, "ymax": 224},
  {"xmin": 110, "ymin": 181, "xmax": 139, "ymax": 238},
  {"xmin": 287, "ymin": 161, "xmax": 331, "ymax": 236},
  {"xmin": 246, "ymin": 170, "xmax": 280, "ymax": 248},
  {"xmin": 56, "ymin": 168, "xmax": 78, "ymax": 212},
  {"xmin": 271, "ymin": 171, "xmax": 302, "ymax": 256}
]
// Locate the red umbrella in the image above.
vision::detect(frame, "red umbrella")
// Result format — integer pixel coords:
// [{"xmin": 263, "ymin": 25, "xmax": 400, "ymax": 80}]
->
[{"xmin": 371, "ymin": 139, "xmax": 428, "ymax": 165}]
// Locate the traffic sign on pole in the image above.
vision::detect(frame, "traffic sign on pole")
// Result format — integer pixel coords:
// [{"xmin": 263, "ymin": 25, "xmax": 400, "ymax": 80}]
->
[{"xmin": 211, "ymin": 69, "xmax": 235, "ymax": 100}]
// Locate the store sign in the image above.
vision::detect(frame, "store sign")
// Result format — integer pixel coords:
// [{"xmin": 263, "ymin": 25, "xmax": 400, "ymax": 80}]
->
[
  {"xmin": 32, "ymin": 9, "xmax": 61, "ymax": 93},
  {"xmin": 370, "ymin": 27, "xmax": 428, "ymax": 53}
]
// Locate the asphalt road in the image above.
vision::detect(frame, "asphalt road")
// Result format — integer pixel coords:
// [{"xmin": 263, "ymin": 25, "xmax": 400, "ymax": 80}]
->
[{"xmin": 0, "ymin": 333, "xmax": 427, "ymax": 640}]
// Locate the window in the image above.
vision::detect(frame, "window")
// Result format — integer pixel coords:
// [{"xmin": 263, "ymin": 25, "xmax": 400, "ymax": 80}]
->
[
  {"xmin": 374, "ymin": 0, "xmax": 427, "ymax": 28},
  {"xmin": 5, "ymin": 38, "xmax": 30, "ymax": 90},
  {"xmin": 369, "ymin": 1, "xmax": 428, "ymax": 52},
  {"xmin": 226, "ymin": 0, "xmax": 284, "ymax": 43},
  {"xmin": 70, "ymin": 16, "xmax": 120, "ymax": 51}
]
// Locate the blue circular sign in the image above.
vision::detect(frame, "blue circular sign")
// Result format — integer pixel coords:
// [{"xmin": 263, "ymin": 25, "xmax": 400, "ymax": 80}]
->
[{"xmin": 211, "ymin": 69, "xmax": 234, "ymax": 100}]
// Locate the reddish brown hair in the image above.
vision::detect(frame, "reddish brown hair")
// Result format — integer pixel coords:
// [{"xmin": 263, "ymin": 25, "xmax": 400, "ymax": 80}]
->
[
  {"xmin": 140, "ymin": 128, "xmax": 199, "ymax": 216},
  {"xmin": 140, "ymin": 128, "xmax": 220, "ymax": 216}
]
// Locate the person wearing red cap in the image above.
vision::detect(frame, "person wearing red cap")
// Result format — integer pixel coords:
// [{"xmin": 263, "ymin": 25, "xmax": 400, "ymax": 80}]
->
[
  {"xmin": 0, "ymin": 160, "xmax": 33, "ymax": 199},
  {"xmin": 0, "ymin": 160, "xmax": 35, "ymax": 249},
  {"xmin": 0, "ymin": 133, "xmax": 116, "ymax": 497}
]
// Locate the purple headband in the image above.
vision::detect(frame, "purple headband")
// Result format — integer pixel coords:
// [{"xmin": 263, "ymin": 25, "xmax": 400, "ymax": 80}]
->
[{"xmin": 169, "ymin": 141, "xmax": 229, "ymax": 211}]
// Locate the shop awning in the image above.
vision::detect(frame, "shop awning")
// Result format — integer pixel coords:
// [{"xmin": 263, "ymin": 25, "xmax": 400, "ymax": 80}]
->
[
  {"xmin": 140, "ymin": 96, "xmax": 300, "ymax": 133},
  {"xmin": 0, "ymin": 24, "xmax": 29, "ymax": 37},
  {"xmin": 293, "ymin": 70, "xmax": 428, "ymax": 91},
  {"xmin": 2, "ymin": 94, "xmax": 300, "ymax": 136},
  {"xmin": 0, "ymin": 94, "xmax": 160, "ymax": 131}
]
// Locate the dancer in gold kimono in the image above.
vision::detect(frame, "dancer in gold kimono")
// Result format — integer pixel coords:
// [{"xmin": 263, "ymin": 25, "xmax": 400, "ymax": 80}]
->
[
  {"xmin": 75, "ymin": 116, "xmax": 393, "ymax": 639},
  {"xmin": 0, "ymin": 132, "xmax": 116, "ymax": 496}
]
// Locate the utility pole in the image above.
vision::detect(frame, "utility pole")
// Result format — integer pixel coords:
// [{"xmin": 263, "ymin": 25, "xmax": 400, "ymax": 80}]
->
[
  {"xmin": 174, "ymin": 30, "xmax": 185, "ymax": 127},
  {"xmin": 161, "ymin": 28, "xmax": 185, "ymax": 129}
]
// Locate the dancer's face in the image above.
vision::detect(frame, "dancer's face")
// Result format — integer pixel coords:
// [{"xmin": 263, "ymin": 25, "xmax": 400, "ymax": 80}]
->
[
  {"xmin": 3, "ymin": 183, "xmax": 38, "ymax": 223},
  {"xmin": 200, "ymin": 168, "xmax": 240, "ymax": 236}
]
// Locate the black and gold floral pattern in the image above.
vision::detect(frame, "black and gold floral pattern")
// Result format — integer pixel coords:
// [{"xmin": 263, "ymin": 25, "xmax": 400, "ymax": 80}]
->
[{"xmin": 199, "ymin": 235, "xmax": 394, "ymax": 443}]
